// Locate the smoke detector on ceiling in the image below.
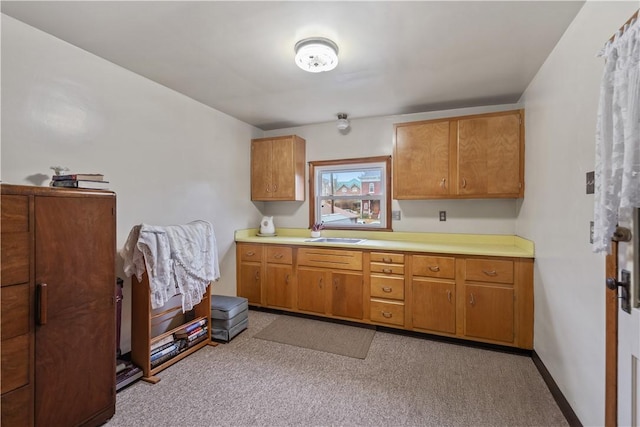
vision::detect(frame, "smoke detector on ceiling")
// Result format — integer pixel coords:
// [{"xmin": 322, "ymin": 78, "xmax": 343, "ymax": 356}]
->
[
  {"xmin": 337, "ymin": 113, "xmax": 350, "ymax": 131},
  {"xmin": 294, "ymin": 37, "xmax": 339, "ymax": 73}
]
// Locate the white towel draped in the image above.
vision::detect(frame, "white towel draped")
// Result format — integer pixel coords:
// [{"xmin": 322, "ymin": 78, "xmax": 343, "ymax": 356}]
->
[{"xmin": 121, "ymin": 220, "xmax": 220, "ymax": 311}]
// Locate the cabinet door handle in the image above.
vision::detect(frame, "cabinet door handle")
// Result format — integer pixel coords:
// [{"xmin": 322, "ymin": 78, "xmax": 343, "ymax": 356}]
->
[
  {"xmin": 429, "ymin": 265, "xmax": 440, "ymax": 272},
  {"xmin": 285, "ymin": 274, "xmax": 290, "ymax": 285},
  {"xmin": 255, "ymin": 271, "xmax": 260, "ymax": 281},
  {"xmin": 265, "ymin": 185, "xmax": 271, "ymax": 193},
  {"xmin": 382, "ymin": 286, "xmax": 392, "ymax": 293},
  {"xmin": 447, "ymin": 289, "xmax": 451, "ymax": 303},
  {"xmin": 246, "ymin": 251, "xmax": 255, "ymax": 257},
  {"xmin": 470, "ymin": 293, "xmax": 475, "ymax": 306},
  {"xmin": 440, "ymin": 178, "xmax": 446, "ymax": 188},
  {"xmin": 319, "ymin": 278, "xmax": 323, "ymax": 289},
  {"xmin": 273, "ymin": 184, "xmax": 278, "ymax": 192},
  {"xmin": 382, "ymin": 257, "xmax": 392, "ymax": 263},
  {"xmin": 37, "ymin": 283, "xmax": 48, "ymax": 325},
  {"xmin": 382, "ymin": 268, "xmax": 392, "ymax": 274},
  {"xmin": 462, "ymin": 178, "xmax": 467, "ymax": 189},
  {"xmin": 274, "ymin": 253, "xmax": 284, "ymax": 259},
  {"xmin": 482, "ymin": 269, "xmax": 497, "ymax": 276},
  {"xmin": 382, "ymin": 311, "xmax": 392, "ymax": 318}
]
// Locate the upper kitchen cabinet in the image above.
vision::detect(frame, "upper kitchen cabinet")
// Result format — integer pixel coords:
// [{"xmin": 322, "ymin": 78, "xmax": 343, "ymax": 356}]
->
[
  {"xmin": 251, "ymin": 135, "xmax": 306, "ymax": 201},
  {"xmin": 393, "ymin": 109, "xmax": 524, "ymax": 199}
]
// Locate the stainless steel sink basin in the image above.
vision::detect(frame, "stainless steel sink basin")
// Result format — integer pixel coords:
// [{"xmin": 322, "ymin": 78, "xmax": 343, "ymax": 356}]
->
[{"xmin": 305, "ymin": 237, "xmax": 367, "ymax": 244}]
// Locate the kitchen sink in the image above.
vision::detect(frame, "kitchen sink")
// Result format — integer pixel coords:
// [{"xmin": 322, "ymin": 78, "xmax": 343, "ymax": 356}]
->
[{"xmin": 305, "ymin": 237, "xmax": 367, "ymax": 244}]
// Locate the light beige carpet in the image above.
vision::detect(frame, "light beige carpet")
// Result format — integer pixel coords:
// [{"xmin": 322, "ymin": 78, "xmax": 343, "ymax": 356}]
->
[{"xmin": 253, "ymin": 314, "xmax": 375, "ymax": 359}]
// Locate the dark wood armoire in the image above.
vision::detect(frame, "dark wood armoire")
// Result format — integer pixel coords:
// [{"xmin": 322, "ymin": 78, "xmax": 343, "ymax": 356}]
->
[{"xmin": 1, "ymin": 184, "xmax": 116, "ymax": 426}]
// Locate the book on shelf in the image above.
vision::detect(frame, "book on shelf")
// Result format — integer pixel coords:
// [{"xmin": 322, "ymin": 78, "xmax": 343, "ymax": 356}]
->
[
  {"xmin": 187, "ymin": 327, "xmax": 208, "ymax": 342},
  {"xmin": 51, "ymin": 173, "xmax": 104, "ymax": 181},
  {"xmin": 150, "ymin": 344, "xmax": 178, "ymax": 362},
  {"xmin": 150, "ymin": 335, "xmax": 175, "ymax": 352},
  {"xmin": 150, "ymin": 348, "xmax": 180, "ymax": 368},
  {"xmin": 185, "ymin": 331, "xmax": 208, "ymax": 349},
  {"xmin": 150, "ymin": 340, "xmax": 177, "ymax": 357},
  {"xmin": 174, "ymin": 318, "xmax": 207, "ymax": 338}
]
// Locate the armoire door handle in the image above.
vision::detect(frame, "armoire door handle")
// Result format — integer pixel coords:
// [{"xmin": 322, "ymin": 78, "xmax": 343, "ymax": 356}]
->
[{"xmin": 37, "ymin": 283, "xmax": 48, "ymax": 325}]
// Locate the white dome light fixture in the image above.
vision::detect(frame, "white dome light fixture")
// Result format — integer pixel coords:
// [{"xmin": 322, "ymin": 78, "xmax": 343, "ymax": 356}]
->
[
  {"xmin": 337, "ymin": 113, "xmax": 350, "ymax": 131},
  {"xmin": 294, "ymin": 37, "xmax": 339, "ymax": 73}
]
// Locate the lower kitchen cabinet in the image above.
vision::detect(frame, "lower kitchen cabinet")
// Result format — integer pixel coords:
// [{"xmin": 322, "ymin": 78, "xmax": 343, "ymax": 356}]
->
[
  {"xmin": 464, "ymin": 284, "xmax": 514, "ymax": 343},
  {"xmin": 235, "ymin": 241, "xmax": 533, "ymax": 349},
  {"xmin": 412, "ymin": 279, "xmax": 456, "ymax": 334},
  {"xmin": 297, "ymin": 267, "xmax": 326, "ymax": 314}
]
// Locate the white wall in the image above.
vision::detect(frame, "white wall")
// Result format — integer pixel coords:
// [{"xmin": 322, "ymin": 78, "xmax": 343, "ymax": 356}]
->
[
  {"xmin": 263, "ymin": 104, "xmax": 522, "ymax": 236},
  {"xmin": 516, "ymin": 1, "xmax": 639, "ymax": 425},
  {"xmin": 1, "ymin": 15, "xmax": 265, "ymax": 353}
]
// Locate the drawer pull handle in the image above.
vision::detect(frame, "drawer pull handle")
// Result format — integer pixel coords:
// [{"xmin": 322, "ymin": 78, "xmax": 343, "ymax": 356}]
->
[
  {"xmin": 382, "ymin": 286, "xmax": 392, "ymax": 293},
  {"xmin": 482, "ymin": 269, "xmax": 498, "ymax": 276},
  {"xmin": 382, "ymin": 268, "xmax": 392, "ymax": 274},
  {"xmin": 37, "ymin": 283, "xmax": 48, "ymax": 325},
  {"xmin": 274, "ymin": 253, "xmax": 284, "ymax": 259},
  {"xmin": 470, "ymin": 293, "xmax": 475, "ymax": 306},
  {"xmin": 447, "ymin": 289, "xmax": 451, "ymax": 302},
  {"xmin": 382, "ymin": 311, "xmax": 392, "ymax": 318},
  {"xmin": 429, "ymin": 266, "xmax": 440, "ymax": 272},
  {"xmin": 382, "ymin": 257, "xmax": 392, "ymax": 263},
  {"xmin": 246, "ymin": 251, "xmax": 255, "ymax": 257}
]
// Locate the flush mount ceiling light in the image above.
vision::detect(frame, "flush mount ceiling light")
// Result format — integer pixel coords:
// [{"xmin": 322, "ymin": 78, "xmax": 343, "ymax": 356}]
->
[
  {"xmin": 294, "ymin": 37, "xmax": 339, "ymax": 73},
  {"xmin": 337, "ymin": 113, "xmax": 350, "ymax": 130}
]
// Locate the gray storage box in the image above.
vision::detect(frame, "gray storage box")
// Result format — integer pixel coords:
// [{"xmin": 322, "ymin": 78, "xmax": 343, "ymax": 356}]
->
[{"xmin": 211, "ymin": 295, "xmax": 248, "ymax": 342}]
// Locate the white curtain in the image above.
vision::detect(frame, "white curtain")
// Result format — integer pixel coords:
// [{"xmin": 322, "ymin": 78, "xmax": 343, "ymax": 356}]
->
[{"xmin": 593, "ymin": 15, "xmax": 640, "ymax": 253}]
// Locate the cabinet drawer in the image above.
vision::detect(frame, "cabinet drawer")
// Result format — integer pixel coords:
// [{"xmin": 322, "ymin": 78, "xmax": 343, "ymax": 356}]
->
[
  {"xmin": 370, "ymin": 263, "xmax": 404, "ymax": 276},
  {"xmin": 1, "ymin": 195, "xmax": 29, "ymax": 233},
  {"xmin": 412, "ymin": 255, "xmax": 455, "ymax": 279},
  {"xmin": 1, "ymin": 385, "xmax": 31, "ymax": 427},
  {"xmin": 1, "ymin": 334, "xmax": 30, "ymax": 394},
  {"xmin": 370, "ymin": 299, "xmax": 405, "ymax": 326},
  {"xmin": 465, "ymin": 259, "xmax": 514, "ymax": 284},
  {"xmin": 1, "ymin": 284, "xmax": 30, "ymax": 340},
  {"xmin": 370, "ymin": 276, "xmax": 404, "ymax": 300},
  {"xmin": 297, "ymin": 248, "xmax": 362, "ymax": 271},
  {"xmin": 370, "ymin": 252, "xmax": 404, "ymax": 264},
  {"xmin": 238, "ymin": 244, "xmax": 262, "ymax": 262},
  {"xmin": 1, "ymin": 233, "xmax": 30, "ymax": 287},
  {"xmin": 266, "ymin": 246, "xmax": 292, "ymax": 264}
]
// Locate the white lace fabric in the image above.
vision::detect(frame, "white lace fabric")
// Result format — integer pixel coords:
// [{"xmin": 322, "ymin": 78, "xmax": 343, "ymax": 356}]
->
[
  {"xmin": 121, "ymin": 220, "xmax": 220, "ymax": 311},
  {"xmin": 594, "ymin": 16, "xmax": 640, "ymax": 253}
]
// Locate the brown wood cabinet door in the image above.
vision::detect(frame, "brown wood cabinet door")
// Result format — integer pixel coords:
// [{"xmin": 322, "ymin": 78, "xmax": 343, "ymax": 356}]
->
[
  {"xmin": 270, "ymin": 138, "xmax": 295, "ymax": 200},
  {"xmin": 251, "ymin": 139, "xmax": 273, "ymax": 200},
  {"xmin": 394, "ymin": 120, "xmax": 451, "ymax": 198},
  {"xmin": 239, "ymin": 263, "xmax": 262, "ymax": 305},
  {"xmin": 331, "ymin": 272, "xmax": 363, "ymax": 320},
  {"xmin": 412, "ymin": 278, "xmax": 456, "ymax": 334},
  {"xmin": 34, "ymin": 195, "xmax": 115, "ymax": 427},
  {"xmin": 457, "ymin": 112, "xmax": 522, "ymax": 196},
  {"xmin": 464, "ymin": 284, "xmax": 514, "ymax": 343},
  {"xmin": 297, "ymin": 268, "xmax": 327, "ymax": 314},
  {"xmin": 265, "ymin": 264, "xmax": 293, "ymax": 309}
]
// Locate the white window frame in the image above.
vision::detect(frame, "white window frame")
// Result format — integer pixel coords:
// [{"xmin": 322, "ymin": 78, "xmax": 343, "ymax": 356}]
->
[{"xmin": 309, "ymin": 156, "xmax": 391, "ymax": 231}]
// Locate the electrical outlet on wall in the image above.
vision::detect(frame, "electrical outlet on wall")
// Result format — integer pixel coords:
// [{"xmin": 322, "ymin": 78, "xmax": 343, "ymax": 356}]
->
[
  {"xmin": 392, "ymin": 210, "xmax": 401, "ymax": 220},
  {"xmin": 439, "ymin": 211, "xmax": 447, "ymax": 221}
]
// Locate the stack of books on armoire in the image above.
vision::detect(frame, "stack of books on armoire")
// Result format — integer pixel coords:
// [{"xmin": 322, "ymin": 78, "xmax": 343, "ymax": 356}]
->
[
  {"xmin": 50, "ymin": 173, "xmax": 110, "ymax": 190},
  {"xmin": 150, "ymin": 318, "xmax": 208, "ymax": 368}
]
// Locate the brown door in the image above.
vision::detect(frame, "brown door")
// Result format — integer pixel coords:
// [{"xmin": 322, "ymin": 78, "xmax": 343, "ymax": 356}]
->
[
  {"xmin": 331, "ymin": 272, "xmax": 363, "ymax": 320},
  {"xmin": 605, "ymin": 240, "xmax": 619, "ymax": 427},
  {"xmin": 297, "ymin": 268, "xmax": 326, "ymax": 314},
  {"xmin": 34, "ymin": 196, "xmax": 115, "ymax": 426}
]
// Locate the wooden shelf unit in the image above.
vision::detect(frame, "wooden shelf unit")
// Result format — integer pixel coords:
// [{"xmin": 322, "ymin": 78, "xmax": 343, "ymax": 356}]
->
[{"xmin": 131, "ymin": 273, "xmax": 215, "ymax": 383}]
